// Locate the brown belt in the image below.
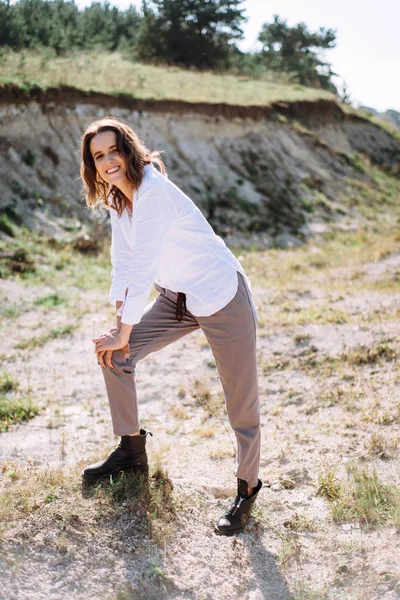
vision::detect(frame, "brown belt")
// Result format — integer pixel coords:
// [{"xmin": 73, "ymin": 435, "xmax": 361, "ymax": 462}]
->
[{"xmin": 176, "ymin": 292, "xmax": 187, "ymax": 322}]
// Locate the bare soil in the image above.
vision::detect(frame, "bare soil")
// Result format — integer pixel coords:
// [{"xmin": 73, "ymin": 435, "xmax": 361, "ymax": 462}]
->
[{"xmin": 0, "ymin": 246, "xmax": 400, "ymax": 600}]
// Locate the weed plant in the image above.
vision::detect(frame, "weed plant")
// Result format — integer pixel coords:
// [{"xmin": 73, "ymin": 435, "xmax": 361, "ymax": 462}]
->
[
  {"xmin": 0, "ymin": 395, "xmax": 39, "ymax": 431},
  {"xmin": 317, "ymin": 463, "xmax": 341, "ymax": 501},
  {"xmin": 320, "ymin": 463, "xmax": 400, "ymax": 529},
  {"xmin": 343, "ymin": 341, "xmax": 397, "ymax": 365},
  {"xmin": 0, "ymin": 372, "xmax": 19, "ymax": 393}
]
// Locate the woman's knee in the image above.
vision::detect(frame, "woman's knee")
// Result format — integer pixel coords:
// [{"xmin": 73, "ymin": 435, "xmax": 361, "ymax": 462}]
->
[{"xmin": 100, "ymin": 349, "xmax": 136, "ymax": 375}]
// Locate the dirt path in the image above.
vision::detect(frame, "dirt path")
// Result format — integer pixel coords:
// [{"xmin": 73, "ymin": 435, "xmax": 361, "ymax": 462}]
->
[{"xmin": 1, "ymin": 250, "xmax": 400, "ymax": 599}]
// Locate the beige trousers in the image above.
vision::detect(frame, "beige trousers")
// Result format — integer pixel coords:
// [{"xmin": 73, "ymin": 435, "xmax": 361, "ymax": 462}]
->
[{"xmin": 102, "ymin": 272, "xmax": 260, "ymax": 488}]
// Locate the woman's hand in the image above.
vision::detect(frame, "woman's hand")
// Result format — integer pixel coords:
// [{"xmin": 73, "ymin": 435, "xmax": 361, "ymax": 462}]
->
[{"xmin": 92, "ymin": 329, "xmax": 130, "ymax": 369}]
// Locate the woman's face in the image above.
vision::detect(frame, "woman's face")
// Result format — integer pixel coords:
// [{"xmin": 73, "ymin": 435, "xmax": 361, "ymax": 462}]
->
[{"xmin": 90, "ymin": 130, "xmax": 127, "ymax": 188}]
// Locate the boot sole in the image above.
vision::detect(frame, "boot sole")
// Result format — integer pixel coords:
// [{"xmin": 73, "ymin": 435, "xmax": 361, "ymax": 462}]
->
[
  {"xmin": 214, "ymin": 525, "xmax": 244, "ymax": 536},
  {"xmin": 82, "ymin": 464, "xmax": 148, "ymax": 484}
]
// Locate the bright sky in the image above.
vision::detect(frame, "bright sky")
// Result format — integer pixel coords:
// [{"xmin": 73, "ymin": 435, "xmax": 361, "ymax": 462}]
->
[
  {"xmin": 241, "ymin": 0, "xmax": 400, "ymax": 112},
  {"xmin": 76, "ymin": 0, "xmax": 399, "ymax": 112}
]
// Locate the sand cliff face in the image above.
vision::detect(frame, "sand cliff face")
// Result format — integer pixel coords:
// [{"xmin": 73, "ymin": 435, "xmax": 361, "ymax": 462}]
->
[{"xmin": 0, "ymin": 87, "xmax": 399, "ymax": 244}]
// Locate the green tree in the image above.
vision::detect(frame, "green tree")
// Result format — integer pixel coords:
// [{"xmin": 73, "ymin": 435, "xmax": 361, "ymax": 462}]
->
[
  {"xmin": 258, "ymin": 15, "xmax": 337, "ymax": 90},
  {"xmin": 0, "ymin": 0, "xmax": 25, "ymax": 47},
  {"xmin": 136, "ymin": 0, "xmax": 247, "ymax": 69},
  {"xmin": 46, "ymin": 0, "xmax": 83, "ymax": 53},
  {"xmin": 9, "ymin": 0, "xmax": 82, "ymax": 53},
  {"xmin": 0, "ymin": 0, "xmax": 141, "ymax": 53},
  {"xmin": 81, "ymin": 2, "xmax": 141, "ymax": 51}
]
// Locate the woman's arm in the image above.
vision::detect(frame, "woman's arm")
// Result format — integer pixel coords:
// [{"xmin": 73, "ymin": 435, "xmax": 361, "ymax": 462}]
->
[
  {"xmin": 109, "ymin": 211, "xmax": 132, "ymax": 305},
  {"xmin": 115, "ymin": 300, "xmax": 124, "ymax": 329},
  {"xmin": 94, "ymin": 213, "xmax": 131, "ymax": 368},
  {"xmin": 95, "ymin": 298, "xmax": 130, "ymax": 368},
  {"xmin": 120, "ymin": 181, "xmax": 177, "ymax": 325}
]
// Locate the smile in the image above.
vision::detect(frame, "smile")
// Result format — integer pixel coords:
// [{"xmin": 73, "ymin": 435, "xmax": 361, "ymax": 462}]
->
[{"xmin": 106, "ymin": 166, "xmax": 120, "ymax": 174}]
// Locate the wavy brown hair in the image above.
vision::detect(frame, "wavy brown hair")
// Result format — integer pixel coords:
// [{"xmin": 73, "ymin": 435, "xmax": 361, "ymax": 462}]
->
[{"xmin": 80, "ymin": 117, "xmax": 166, "ymax": 216}]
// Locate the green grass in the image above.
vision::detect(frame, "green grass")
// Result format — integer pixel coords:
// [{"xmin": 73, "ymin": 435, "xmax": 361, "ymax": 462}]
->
[
  {"xmin": 317, "ymin": 464, "xmax": 342, "ymax": 501},
  {"xmin": 33, "ymin": 292, "xmax": 68, "ymax": 308},
  {"xmin": 0, "ymin": 231, "xmax": 111, "ymax": 290},
  {"xmin": 275, "ymin": 305, "xmax": 349, "ymax": 327},
  {"xmin": 343, "ymin": 341, "xmax": 397, "ymax": 365},
  {"xmin": 89, "ymin": 463, "xmax": 175, "ymax": 545},
  {"xmin": 0, "ymin": 395, "xmax": 39, "ymax": 431},
  {"xmin": 238, "ymin": 224, "xmax": 400, "ymax": 296},
  {"xmin": 16, "ymin": 325, "xmax": 75, "ymax": 350},
  {"xmin": 331, "ymin": 464, "xmax": 400, "ymax": 529},
  {"xmin": 0, "ymin": 214, "xmax": 16, "ymax": 237},
  {"xmin": 283, "ymin": 511, "xmax": 316, "ymax": 532},
  {"xmin": 0, "ymin": 465, "xmax": 76, "ymax": 521},
  {"xmin": 0, "ymin": 372, "xmax": 19, "ymax": 393},
  {"xmin": 262, "ymin": 336, "xmax": 397, "ymax": 378},
  {"xmin": 341, "ymin": 103, "xmax": 400, "ymax": 142},
  {"xmin": 318, "ymin": 461, "xmax": 400, "ymax": 529},
  {"xmin": 0, "ymin": 306, "xmax": 21, "ymax": 320},
  {"xmin": 0, "ymin": 49, "xmax": 335, "ymax": 106}
]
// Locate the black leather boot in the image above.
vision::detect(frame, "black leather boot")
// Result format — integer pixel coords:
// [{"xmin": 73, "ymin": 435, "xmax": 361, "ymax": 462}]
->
[
  {"xmin": 214, "ymin": 478, "xmax": 262, "ymax": 536},
  {"xmin": 82, "ymin": 429, "xmax": 152, "ymax": 483}
]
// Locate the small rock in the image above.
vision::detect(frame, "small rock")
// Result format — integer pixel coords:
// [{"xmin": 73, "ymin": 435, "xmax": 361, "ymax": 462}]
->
[{"xmin": 337, "ymin": 564, "xmax": 349, "ymax": 574}]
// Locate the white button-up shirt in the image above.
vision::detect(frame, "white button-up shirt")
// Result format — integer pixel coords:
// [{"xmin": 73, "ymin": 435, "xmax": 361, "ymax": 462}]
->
[{"xmin": 109, "ymin": 163, "xmax": 250, "ymax": 326}]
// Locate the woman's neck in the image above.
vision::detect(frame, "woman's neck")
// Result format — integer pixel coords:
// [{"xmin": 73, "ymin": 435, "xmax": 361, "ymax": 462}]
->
[{"xmin": 116, "ymin": 179, "xmax": 135, "ymax": 204}]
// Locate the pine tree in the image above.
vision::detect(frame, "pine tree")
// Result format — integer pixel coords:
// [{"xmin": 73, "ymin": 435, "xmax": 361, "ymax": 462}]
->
[
  {"xmin": 136, "ymin": 0, "xmax": 247, "ymax": 69},
  {"xmin": 258, "ymin": 15, "xmax": 337, "ymax": 91}
]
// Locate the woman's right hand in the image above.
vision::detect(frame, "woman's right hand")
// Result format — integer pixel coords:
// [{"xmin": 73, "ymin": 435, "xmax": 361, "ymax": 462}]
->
[
  {"xmin": 98, "ymin": 349, "xmax": 114, "ymax": 369},
  {"xmin": 96, "ymin": 327, "xmax": 129, "ymax": 368},
  {"xmin": 97, "ymin": 344, "xmax": 130, "ymax": 369}
]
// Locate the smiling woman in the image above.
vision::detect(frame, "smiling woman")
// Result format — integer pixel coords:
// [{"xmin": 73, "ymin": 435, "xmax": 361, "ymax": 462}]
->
[
  {"xmin": 81, "ymin": 118, "xmax": 166, "ymax": 216},
  {"xmin": 79, "ymin": 116, "xmax": 262, "ymax": 536},
  {"xmin": 90, "ymin": 132, "xmax": 135, "ymax": 211}
]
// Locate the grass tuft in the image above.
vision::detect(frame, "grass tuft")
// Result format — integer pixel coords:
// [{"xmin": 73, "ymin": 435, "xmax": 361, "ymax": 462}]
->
[
  {"xmin": 169, "ymin": 403, "xmax": 187, "ymax": 420},
  {"xmin": 317, "ymin": 463, "xmax": 341, "ymax": 501},
  {"xmin": 278, "ymin": 530, "xmax": 303, "ymax": 568},
  {"xmin": 283, "ymin": 512, "xmax": 315, "ymax": 532},
  {"xmin": 330, "ymin": 464, "xmax": 400, "ymax": 529},
  {"xmin": 0, "ymin": 395, "xmax": 39, "ymax": 431},
  {"xmin": 0, "ymin": 214, "xmax": 16, "ymax": 237},
  {"xmin": 0, "ymin": 464, "xmax": 68, "ymax": 522},
  {"xmin": 343, "ymin": 341, "xmax": 397, "ymax": 366},
  {"xmin": 33, "ymin": 293, "xmax": 68, "ymax": 308},
  {"xmin": 365, "ymin": 431, "xmax": 393, "ymax": 459},
  {"xmin": 0, "ymin": 371, "xmax": 19, "ymax": 393},
  {"xmin": 95, "ymin": 462, "xmax": 175, "ymax": 545}
]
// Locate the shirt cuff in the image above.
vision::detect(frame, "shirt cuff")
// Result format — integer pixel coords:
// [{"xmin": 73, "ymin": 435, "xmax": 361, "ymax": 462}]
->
[
  {"xmin": 120, "ymin": 302, "xmax": 144, "ymax": 326},
  {"xmin": 109, "ymin": 286, "xmax": 127, "ymax": 305}
]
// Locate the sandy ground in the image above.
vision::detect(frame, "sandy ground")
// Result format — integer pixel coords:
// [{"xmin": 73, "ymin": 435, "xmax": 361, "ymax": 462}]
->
[{"xmin": 0, "ymin": 251, "xmax": 400, "ymax": 600}]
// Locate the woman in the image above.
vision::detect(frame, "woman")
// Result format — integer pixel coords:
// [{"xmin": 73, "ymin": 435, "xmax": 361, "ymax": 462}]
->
[{"xmin": 80, "ymin": 117, "xmax": 262, "ymax": 536}]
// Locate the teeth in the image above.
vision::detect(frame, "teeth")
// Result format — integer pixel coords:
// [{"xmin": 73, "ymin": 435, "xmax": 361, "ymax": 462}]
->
[{"xmin": 107, "ymin": 167, "xmax": 119, "ymax": 174}]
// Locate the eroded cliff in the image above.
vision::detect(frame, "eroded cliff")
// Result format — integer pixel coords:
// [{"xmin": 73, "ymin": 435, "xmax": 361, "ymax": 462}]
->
[{"xmin": 0, "ymin": 87, "xmax": 399, "ymax": 245}]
